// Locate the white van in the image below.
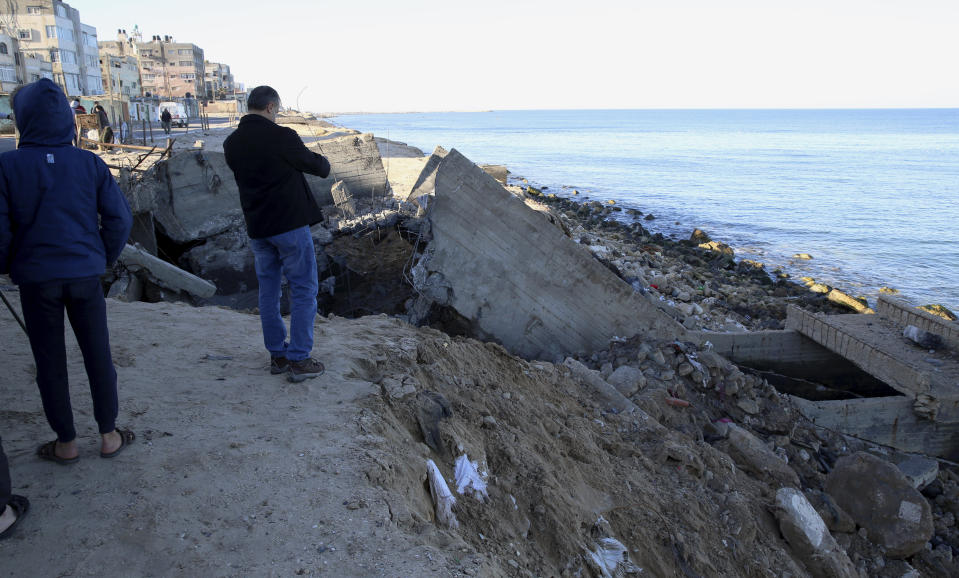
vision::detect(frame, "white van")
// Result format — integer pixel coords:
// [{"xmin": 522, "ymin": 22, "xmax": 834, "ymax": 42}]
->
[{"xmin": 158, "ymin": 102, "xmax": 189, "ymax": 128}]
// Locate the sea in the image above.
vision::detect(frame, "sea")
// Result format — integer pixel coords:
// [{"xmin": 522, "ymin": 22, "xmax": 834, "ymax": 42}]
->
[{"xmin": 332, "ymin": 109, "xmax": 959, "ymax": 313}]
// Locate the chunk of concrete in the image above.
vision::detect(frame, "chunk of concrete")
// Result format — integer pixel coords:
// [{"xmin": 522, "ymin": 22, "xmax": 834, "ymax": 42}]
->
[
  {"xmin": 563, "ymin": 358, "xmax": 646, "ymax": 417},
  {"xmin": 892, "ymin": 455, "xmax": 939, "ymax": 490},
  {"xmin": 179, "ymin": 229, "xmax": 257, "ymax": 295},
  {"xmin": 153, "ymin": 150, "xmax": 244, "ymax": 243},
  {"xmin": 119, "ymin": 244, "xmax": 217, "ymax": 298},
  {"xmin": 307, "ymin": 133, "xmax": 390, "ymax": 202},
  {"xmin": 405, "ymin": 146, "xmax": 449, "ymax": 203},
  {"xmin": 479, "ymin": 164, "xmax": 508, "ymax": 185},
  {"xmin": 825, "ymin": 452, "xmax": 934, "ymax": 557},
  {"xmin": 719, "ymin": 424, "xmax": 800, "ymax": 487},
  {"xmin": 413, "ymin": 149, "xmax": 684, "ymax": 360},
  {"xmin": 774, "ymin": 488, "xmax": 859, "ymax": 578},
  {"xmin": 606, "ymin": 365, "xmax": 647, "ymax": 397}
]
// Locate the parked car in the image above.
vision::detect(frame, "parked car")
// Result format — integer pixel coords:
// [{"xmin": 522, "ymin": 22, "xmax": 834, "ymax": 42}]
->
[{"xmin": 158, "ymin": 102, "xmax": 189, "ymax": 128}]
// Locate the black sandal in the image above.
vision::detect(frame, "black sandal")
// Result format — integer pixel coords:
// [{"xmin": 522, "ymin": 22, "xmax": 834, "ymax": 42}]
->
[
  {"xmin": 100, "ymin": 428, "xmax": 135, "ymax": 458},
  {"xmin": 37, "ymin": 440, "xmax": 79, "ymax": 465}
]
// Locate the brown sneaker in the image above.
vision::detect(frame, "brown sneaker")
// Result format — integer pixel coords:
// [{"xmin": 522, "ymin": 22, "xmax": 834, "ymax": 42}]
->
[
  {"xmin": 270, "ymin": 356, "xmax": 290, "ymax": 375},
  {"xmin": 288, "ymin": 358, "xmax": 325, "ymax": 382}
]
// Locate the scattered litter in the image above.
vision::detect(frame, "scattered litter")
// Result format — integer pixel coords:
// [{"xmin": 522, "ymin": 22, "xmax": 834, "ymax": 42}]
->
[
  {"xmin": 454, "ymin": 454, "xmax": 489, "ymax": 501},
  {"xmin": 587, "ymin": 537, "xmax": 643, "ymax": 577},
  {"xmin": 426, "ymin": 459, "xmax": 458, "ymax": 529}
]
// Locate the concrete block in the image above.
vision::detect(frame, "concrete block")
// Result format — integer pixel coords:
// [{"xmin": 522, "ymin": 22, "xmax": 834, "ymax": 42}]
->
[
  {"xmin": 893, "ymin": 455, "xmax": 939, "ymax": 490},
  {"xmin": 153, "ymin": 150, "xmax": 244, "ymax": 244},
  {"xmin": 119, "ymin": 243, "xmax": 217, "ymax": 298},
  {"xmin": 308, "ymin": 132, "xmax": 390, "ymax": 200},
  {"xmin": 719, "ymin": 424, "xmax": 800, "ymax": 487},
  {"xmin": 414, "ymin": 149, "xmax": 684, "ymax": 360},
  {"xmin": 774, "ymin": 488, "xmax": 859, "ymax": 578}
]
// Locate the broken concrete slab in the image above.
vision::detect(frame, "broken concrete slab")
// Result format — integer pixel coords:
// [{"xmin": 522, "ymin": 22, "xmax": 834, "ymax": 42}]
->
[
  {"xmin": 307, "ymin": 133, "xmax": 390, "ymax": 201},
  {"xmin": 719, "ymin": 423, "xmax": 800, "ymax": 487},
  {"xmin": 412, "ymin": 148, "xmax": 684, "ymax": 360},
  {"xmin": 479, "ymin": 164, "xmax": 508, "ymax": 185},
  {"xmin": 892, "ymin": 455, "xmax": 939, "ymax": 491},
  {"xmin": 152, "ymin": 150, "xmax": 245, "ymax": 244},
  {"xmin": 774, "ymin": 488, "xmax": 859, "ymax": 578},
  {"xmin": 825, "ymin": 452, "xmax": 934, "ymax": 558},
  {"xmin": 179, "ymin": 228, "xmax": 257, "ymax": 295},
  {"xmin": 119, "ymin": 244, "xmax": 217, "ymax": 299},
  {"xmin": 405, "ymin": 146, "xmax": 449, "ymax": 203},
  {"xmin": 792, "ymin": 395, "xmax": 959, "ymax": 462}
]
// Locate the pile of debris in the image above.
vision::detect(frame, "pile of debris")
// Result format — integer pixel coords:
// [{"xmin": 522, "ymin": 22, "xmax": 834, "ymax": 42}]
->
[{"xmin": 91, "ymin": 124, "xmax": 959, "ymax": 576}]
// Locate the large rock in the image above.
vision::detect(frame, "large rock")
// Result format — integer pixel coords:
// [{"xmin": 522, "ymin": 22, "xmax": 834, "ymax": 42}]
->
[
  {"xmin": 720, "ymin": 424, "xmax": 800, "ymax": 487},
  {"xmin": 606, "ymin": 365, "xmax": 647, "ymax": 397},
  {"xmin": 825, "ymin": 452, "xmax": 934, "ymax": 557},
  {"xmin": 411, "ymin": 149, "xmax": 684, "ymax": 360},
  {"xmin": 153, "ymin": 150, "xmax": 244, "ymax": 243},
  {"xmin": 774, "ymin": 488, "xmax": 859, "ymax": 578}
]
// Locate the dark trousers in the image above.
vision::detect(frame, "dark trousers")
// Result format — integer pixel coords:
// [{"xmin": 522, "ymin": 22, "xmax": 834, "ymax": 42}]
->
[
  {"xmin": 0, "ymin": 435, "xmax": 10, "ymax": 511},
  {"xmin": 19, "ymin": 277, "xmax": 118, "ymax": 442}
]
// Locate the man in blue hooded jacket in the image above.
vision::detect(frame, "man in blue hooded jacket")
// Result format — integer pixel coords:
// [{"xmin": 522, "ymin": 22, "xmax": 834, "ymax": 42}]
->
[{"xmin": 0, "ymin": 79, "xmax": 135, "ymax": 463}]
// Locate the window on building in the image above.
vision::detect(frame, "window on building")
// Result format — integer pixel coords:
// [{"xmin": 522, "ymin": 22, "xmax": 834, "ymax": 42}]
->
[
  {"xmin": 58, "ymin": 27, "xmax": 75, "ymax": 43},
  {"xmin": 178, "ymin": 49, "xmax": 191, "ymax": 55},
  {"xmin": 31, "ymin": 74, "xmax": 40, "ymax": 81},
  {"xmin": 87, "ymin": 75, "xmax": 102, "ymax": 94},
  {"xmin": 27, "ymin": 6, "xmax": 44, "ymax": 14},
  {"xmin": 50, "ymin": 50, "xmax": 58, "ymax": 63},
  {"xmin": 60, "ymin": 49, "xmax": 77, "ymax": 64},
  {"xmin": 180, "ymin": 73, "xmax": 195, "ymax": 80},
  {"xmin": 0, "ymin": 43, "xmax": 7, "ymax": 55},
  {"xmin": 19, "ymin": 30, "xmax": 32, "ymax": 40},
  {"xmin": 65, "ymin": 73, "xmax": 80, "ymax": 93},
  {"xmin": 45, "ymin": 25, "xmax": 56, "ymax": 38},
  {"xmin": 0, "ymin": 66, "xmax": 17, "ymax": 82},
  {"xmin": 179, "ymin": 61, "xmax": 191, "ymax": 67}
]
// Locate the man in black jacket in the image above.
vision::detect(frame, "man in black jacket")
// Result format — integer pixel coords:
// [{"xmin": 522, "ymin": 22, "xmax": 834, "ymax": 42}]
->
[{"xmin": 223, "ymin": 86, "xmax": 331, "ymax": 382}]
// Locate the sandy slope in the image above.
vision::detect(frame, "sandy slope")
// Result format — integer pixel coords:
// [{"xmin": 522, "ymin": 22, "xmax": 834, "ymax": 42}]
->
[{"xmin": 0, "ymin": 297, "xmax": 460, "ymax": 576}]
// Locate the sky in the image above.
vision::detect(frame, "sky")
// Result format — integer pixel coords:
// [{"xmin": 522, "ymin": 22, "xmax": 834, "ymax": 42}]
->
[{"xmin": 74, "ymin": 0, "xmax": 959, "ymax": 113}]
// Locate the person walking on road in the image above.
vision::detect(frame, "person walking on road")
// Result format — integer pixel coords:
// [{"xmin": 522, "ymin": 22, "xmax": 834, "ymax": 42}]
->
[
  {"xmin": 223, "ymin": 85, "xmax": 330, "ymax": 382},
  {"xmin": 160, "ymin": 108, "xmax": 172, "ymax": 135},
  {"xmin": 0, "ymin": 79, "xmax": 135, "ymax": 463}
]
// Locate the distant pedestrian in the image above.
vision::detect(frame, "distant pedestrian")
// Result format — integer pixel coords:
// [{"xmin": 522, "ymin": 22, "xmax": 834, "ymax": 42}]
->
[
  {"xmin": 223, "ymin": 85, "xmax": 330, "ymax": 382},
  {"xmin": 70, "ymin": 99, "xmax": 86, "ymax": 115},
  {"xmin": 0, "ymin": 435, "xmax": 29, "ymax": 540},
  {"xmin": 160, "ymin": 108, "xmax": 172, "ymax": 134},
  {"xmin": 0, "ymin": 79, "xmax": 135, "ymax": 463},
  {"xmin": 93, "ymin": 101, "xmax": 109, "ymax": 128}
]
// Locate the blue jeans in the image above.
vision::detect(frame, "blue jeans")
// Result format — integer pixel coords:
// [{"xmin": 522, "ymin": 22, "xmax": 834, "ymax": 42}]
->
[{"xmin": 249, "ymin": 226, "xmax": 318, "ymax": 361}]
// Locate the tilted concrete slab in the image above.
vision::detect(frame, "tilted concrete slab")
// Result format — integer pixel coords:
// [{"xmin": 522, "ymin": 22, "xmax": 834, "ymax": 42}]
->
[
  {"xmin": 307, "ymin": 133, "xmax": 390, "ymax": 202},
  {"xmin": 153, "ymin": 150, "xmax": 244, "ymax": 244},
  {"xmin": 414, "ymin": 148, "xmax": 684, "ymax": 360}
]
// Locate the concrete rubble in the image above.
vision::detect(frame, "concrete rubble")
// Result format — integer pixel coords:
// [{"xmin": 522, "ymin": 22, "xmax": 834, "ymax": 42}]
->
[
  {"xmin": 69, "ymin": 122, "xmax": 959, "ymax": 576},
  {"xmin": 408, "ymin": 148, "xmax": 685, "ymax": 360}
]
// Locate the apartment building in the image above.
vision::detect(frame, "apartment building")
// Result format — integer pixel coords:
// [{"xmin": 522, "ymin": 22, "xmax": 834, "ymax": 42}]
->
[
  {"xmin": 203, "ymin": 60, "xmax": 235, "ymax": 100},
  {"xmin": 0, "ymin": 33, "xmax": 22, "ymax": 91},
  {"xmin": 1, "ymin": 0, "xmax": 102, "ymax": 95},
  {"xmin": 137, "ymin": 35, "xmax": 204, "ymax": 99},
  {"xmin": 99, "ymin": 29, "xmax": 141, "ymax": 99}
]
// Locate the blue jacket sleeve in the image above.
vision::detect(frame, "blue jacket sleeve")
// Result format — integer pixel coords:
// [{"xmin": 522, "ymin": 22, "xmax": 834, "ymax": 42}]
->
[
  {"xmin": 96, "ymin": 159, "xmax": 132, "ymax": 265},
  {"xmin": 0, "ymin": 165, "xmax": 10, "ymax": 275}
]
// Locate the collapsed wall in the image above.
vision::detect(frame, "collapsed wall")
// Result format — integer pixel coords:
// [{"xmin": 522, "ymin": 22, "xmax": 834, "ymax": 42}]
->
[{"xmin": 409, "ymin": 148, "xmax": 686, "ymax": 360}]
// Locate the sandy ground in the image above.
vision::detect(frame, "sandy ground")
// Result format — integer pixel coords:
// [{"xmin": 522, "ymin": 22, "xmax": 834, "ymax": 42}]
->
[{"xmin": 0, "ymin": 296, "xmax": 461, "ymax": 577}]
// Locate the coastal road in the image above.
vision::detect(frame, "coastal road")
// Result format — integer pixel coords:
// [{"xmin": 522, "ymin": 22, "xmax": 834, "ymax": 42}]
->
[{"xmin": 0, "ymin": 116, "xmax": 235, "ymax": 153}]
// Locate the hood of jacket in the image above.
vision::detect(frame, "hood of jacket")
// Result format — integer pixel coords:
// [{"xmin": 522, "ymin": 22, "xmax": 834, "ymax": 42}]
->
[{"xmin": 14, "ymin": 78, "xmax": 75, "ymax": 147}]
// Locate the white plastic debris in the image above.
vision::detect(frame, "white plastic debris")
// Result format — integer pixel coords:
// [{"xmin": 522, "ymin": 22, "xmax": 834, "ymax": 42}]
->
[
  {"xmin": 587, "ymin": 537, "xmax": 641, "ymax": 577},
  {"xmin": 426, "ymin": 459, "xmax": 458, "ymax": 529},
  {"xmin": 454, "ymin": 454, "xmax": 489, "ymax": 501}
]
